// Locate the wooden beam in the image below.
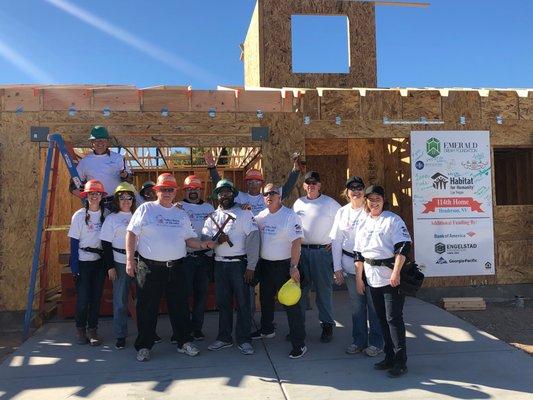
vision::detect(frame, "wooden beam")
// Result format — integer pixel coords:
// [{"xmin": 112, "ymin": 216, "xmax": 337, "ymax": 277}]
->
[{"xmin": 156, "ymin": 147, "xmax": 170, "ymax": 169}]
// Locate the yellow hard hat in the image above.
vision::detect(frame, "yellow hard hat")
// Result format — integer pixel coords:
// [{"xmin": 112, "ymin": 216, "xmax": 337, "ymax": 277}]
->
[
  {"xmin": 114, "ymin": 182, "xmax": 136, "ymax": 195},
  {"xmin": 278, "ymin": 279, "xmax": 301, "ymax": 306}
]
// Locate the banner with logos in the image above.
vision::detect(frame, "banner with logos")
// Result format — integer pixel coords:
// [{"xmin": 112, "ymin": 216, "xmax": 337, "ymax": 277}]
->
[{"xmin": 411, "ymin": 131, "xmax": 495, "ymax": 277}]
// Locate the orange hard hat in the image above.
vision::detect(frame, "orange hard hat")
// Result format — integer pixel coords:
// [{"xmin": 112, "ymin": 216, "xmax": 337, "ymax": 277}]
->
[
  {"xmin": 153, "ymin": 173, "xmax": 178, "ymax": 190},
  {"xmin": 80, "ymin": 179, "xmax": 107, "ymax": 198},
  {"xmin": 244, "ymin": 169, "xmax": 264, "ymax": 181},
  {"xmin": 183, "ymin": 175, "xmax": 203, "ymax": 189}
]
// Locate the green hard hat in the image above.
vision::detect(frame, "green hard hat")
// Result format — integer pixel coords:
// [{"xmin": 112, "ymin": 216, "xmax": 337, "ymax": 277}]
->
[
  {"xmin": 114, "ymin": 182, "xmax": 136, "ymax": 195},
  {"xmin": 140, "ymin": 181, "xmax": 155, "ymax": 195},
  {"xmin": 88, "ymin": 126, "xmax": 110, "ymax": 140},
  {"xmin": 213, "ymin": 179, "xmax": 238, "ymax": 196}
]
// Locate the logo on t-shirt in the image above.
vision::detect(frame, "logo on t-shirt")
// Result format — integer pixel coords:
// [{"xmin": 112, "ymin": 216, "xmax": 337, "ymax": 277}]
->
[
  {"xmin": 87, "ymin": 221, "xmax": 102, "ymax": 232},
  {"xmin": 155, "ymin": 214, "xmax": 184, "ymax": 227},
  {"xmin": 294, "ymin": 224, "xmax": 302, "ymax": 234}
]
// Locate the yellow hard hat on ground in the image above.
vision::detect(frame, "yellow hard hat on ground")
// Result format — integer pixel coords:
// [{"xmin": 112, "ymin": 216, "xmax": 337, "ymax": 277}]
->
[{"xmin": 278, "ymin": 279, "xmax": 301, "ymax": 306}]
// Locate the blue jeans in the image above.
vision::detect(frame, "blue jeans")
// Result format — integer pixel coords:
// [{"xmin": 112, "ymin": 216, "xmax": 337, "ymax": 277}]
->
[
  {"xmin": 184, "ymin": 255, "xmax": 210, "ymax": 332},
  {"xmin": 112, "ymin": 262, "xmax": 132, "ymax": 339},
  {"xmin": 75, "ymin": 260, "xmax": 106, "ymax": 329},
  {"xmin": 344, "ymin": 272, "xmax": 383, "ymax": 349},
  {"xmin": 214, "ymin": 260, "xmax": 251, "ymax": 345},
  {"xmin": 298, "ymin": 247, "xmax": 334, "ymax": 325}
]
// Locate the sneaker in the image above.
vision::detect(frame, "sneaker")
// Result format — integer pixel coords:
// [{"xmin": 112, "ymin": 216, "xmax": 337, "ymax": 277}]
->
[
  {"xmin": 364, "ymin": 345, "xmax": 383, "ymax": 357},
  {"xmin": 251, "ymin": 330, "xmax": 262, "ymax": 340},
  {"xmin": 237, "ymin": 342, "xmax": 255, "ymax": 355},
  {"xmin": 177, "ymin": 342, "xmax": 200, "ymax": 357},
  {"xmin": 192, "ymin": 330, "xmax": 205, "ymax": 341},
  {"xmin": 136, "ymin": 348, "xmax": 150, "ymax": 362},
  {"xmin": 170, "ymin": 335, "xmax": 178, "ymax": 345},
  {"xmin": 374, "ymin": 358, "xmax": 394, "ymax": 370},
  {"xmin": 289, "ymin": 346, "xmax": 307, "ymax": 359},
  {"xmin": 208, "ymin": 340, "xmax": 233, "ymax": 351},
  {"xmin": 87, "ymin": 329, "xmax": 101, "ymax": 346},
  {"xmin": 388, "ymin": 365, "xmax": 408, "ymax": 378},
  {"xmin": 345, "ymin": 343, "xmax": 362, "ymax": 354},
  {"xmin": 320, "ymin": 323, "xmax": 333, "ymax": 343},
  {"xmin": 154, "ymin": 334, "xmax": 162, "ymax": 344},
  {"xmin": 252, "ymin": 329, "xmax": 275, "ymax": 340},
  {"xmin": 115, "ymin": 338, "xmax": 126, "ymax": 350}
]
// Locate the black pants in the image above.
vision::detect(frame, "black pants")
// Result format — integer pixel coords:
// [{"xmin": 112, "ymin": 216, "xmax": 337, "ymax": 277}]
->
[
  {"xmin": 370, "ymin": 285, "xmax": 407, "ymax": 367},
  {"xmin": 75, "ymin": 259, "xmax": 106, "ymax": 329},
  {"xmin": 259, "ymin": 258, "xmax": 306, "ymax": 348},
  {"xmin": 184, "ymin": 254, "xmax": 212, "ymax": 331},
  {"xmin": 134, "ymin": 260, "xmax": 192, "ymax": 350}
]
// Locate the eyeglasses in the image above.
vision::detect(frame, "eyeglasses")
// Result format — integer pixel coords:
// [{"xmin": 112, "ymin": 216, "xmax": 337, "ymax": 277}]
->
[
  {"xmin": 118, "ymin": 195, "xmax": 133, "ymax": 201},
  {"xmin": 159, "ymin": 188, "xmax": 175, "ymax": 193},
  {"xmin": 263, "ymin": 191, "xmax": 280, "ymax": 197},
  {"xmin": 348, "ymin": 185, "xmax": 364, "ymax": 191}
]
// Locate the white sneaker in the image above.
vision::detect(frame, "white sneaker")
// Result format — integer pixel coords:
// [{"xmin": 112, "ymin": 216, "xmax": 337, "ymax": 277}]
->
[
  {"xmin": 364, "ymin": 345, "xmax": 383, "ymax": 357},
  {"xmin": 208, "ymin": 340, "xmax": 233, "ymax": 351},
  {"xmin": 177, "ymin": 342, "xmax": 200, "ymax": 357},
  {"xmin": 345, "ymin": 343, "xmax": 362, "ymax": 354},
  {"xmin": 136, "ymin": 348, "xmax": 150, "ymax": 362},
  {"xmin": 237, "ymin": 342, "xmax": 255, "ymax": 355}
]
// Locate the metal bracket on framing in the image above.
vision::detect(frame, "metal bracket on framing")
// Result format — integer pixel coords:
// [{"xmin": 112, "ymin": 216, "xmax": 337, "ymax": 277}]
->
[{"xmin": 382, "ymin": 116, "xmax": 444, "ymax": 125}]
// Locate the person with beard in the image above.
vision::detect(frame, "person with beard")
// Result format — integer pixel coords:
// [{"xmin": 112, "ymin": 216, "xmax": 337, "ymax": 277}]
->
[
  {"xmin": 204, "ymin": 152, "xmax": 303, "ymax": 216},
  {"xmin": 180, "ymin": 175, "xmax": 215, "ymax": 341},
  {"xmin": 137, "ymin": 181, "xmax": 156, "ymax": 205},
  {"xmin": 202, "ymin": 179, "xmax": 259, "ymax": 355},
  {"xmin": 126, "ymin": 173, "xmax": 217, "ymax": 362}
]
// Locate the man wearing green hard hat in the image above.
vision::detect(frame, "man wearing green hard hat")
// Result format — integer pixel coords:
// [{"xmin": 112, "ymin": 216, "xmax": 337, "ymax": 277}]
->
[{"xmin": 72, "ymin": 126, "xmax": 131, "ymax": 208}]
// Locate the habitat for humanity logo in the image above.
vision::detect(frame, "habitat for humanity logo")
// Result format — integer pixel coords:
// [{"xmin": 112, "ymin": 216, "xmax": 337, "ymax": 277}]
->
[
  {"xmin": 431, "ymin": 172, "xmax": 448, "ymax": 189},
  {"xmin": 426, "ymin": 137, "xmax": 441, "ymax": 158}
]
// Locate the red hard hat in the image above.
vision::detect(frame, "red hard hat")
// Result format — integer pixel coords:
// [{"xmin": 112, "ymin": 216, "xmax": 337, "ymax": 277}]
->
[
  {"xmin": 80, "ymin": 179, "xmax": 107, "ymax": 198},
  {"xmin": 153, "ymin": 173, "xmax": 178, "ymax": 190},
  {"xmin": 244, "ymin": 169, "xmax": 264, "ymax": 181},
  {"xmin": 183, "ymin": 175, "xmax": 203, "ymax": 189}
]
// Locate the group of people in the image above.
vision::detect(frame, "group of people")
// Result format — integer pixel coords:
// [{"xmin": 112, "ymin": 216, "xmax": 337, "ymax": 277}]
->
[{"xmin": 68, "ymin": 125, "xmax": 412, "ymax": 378}]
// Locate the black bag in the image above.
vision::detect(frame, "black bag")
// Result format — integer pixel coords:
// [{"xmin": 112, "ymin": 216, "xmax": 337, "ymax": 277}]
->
[{"xmin": 398, "ymin": 261, "xmax": 424, "ymax": 296}]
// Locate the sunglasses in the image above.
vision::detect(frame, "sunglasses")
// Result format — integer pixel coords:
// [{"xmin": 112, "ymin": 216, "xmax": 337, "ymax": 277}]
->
[
  {"xmin": 159, "ymin": 188, "xmax": 175, "ymax": 193},
  {"xmin": 118, "ymin": 195, "xmax": 133, "ymax": 201},
  {"xmin": 348, "ymin": 185, "xmax": 365, "ymax": 191},
  {"xmin": 263, "ymin": 191, "xmax": 280, "ymax": 197},
  {"xmin": 87, "ymin": 192, "xmax": 102, "ymax": 197}
]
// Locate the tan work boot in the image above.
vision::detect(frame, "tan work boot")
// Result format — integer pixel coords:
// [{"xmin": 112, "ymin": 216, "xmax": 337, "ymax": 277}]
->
[
  {"xmin": 76, "ymin": 327, "xmax": 88, "ymax": 345},
  {"xmin": 87, "ymin": 328, "xmax": 101, "ymax": 346}
]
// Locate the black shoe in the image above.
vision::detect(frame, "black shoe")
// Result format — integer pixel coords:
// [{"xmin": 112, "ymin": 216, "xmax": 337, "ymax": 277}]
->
[
  {"xmin": 289, "ymin": 346, "xmax": 307, "ymax": 359},
  {"xmin": 374, "ymin": 359, "xmax": 395, "ymax": 370},
  {"xmin": 170, "ymin": 335, "xmax": 178, "ymax": 345},
  {"xmin": 115, "ymin": 338, "xmax": 126, "ymax": 350},
  {"xmin": 320, "ymin": 323, "xmax": 333, "ymax": 343},
  {"xmin": 251, "ymin": 330, "xmax": 262, "ymax": 340},
  {"xmin": 192, "ymin": 330, "xmax": 205, "ymax": 341},
  {"xmin": 388, "ymin": 365, "xmax": 408, "ymax": 378},
  {"xmin": 154, "ymin": 334, "xmax": 162, "ymax": 344}
]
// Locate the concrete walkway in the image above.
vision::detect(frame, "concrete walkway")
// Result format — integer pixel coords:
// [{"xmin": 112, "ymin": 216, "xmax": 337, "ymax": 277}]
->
[{"xmin": 1, "ymin": 292, "xmax": 532, "ymax": 399}]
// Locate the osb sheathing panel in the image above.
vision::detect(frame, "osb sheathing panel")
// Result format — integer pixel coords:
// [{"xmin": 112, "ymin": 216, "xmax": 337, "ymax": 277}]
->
[
  {"xmin": 361, "ymin": 90, "xmax": 402, "ymax": 120},
  {"xmin": 518, "ymin": 92, "xmax": 533, "ymax": 120},
  {"xmin": 321, "ymin": 90, "xmax": 361, "ymax": 121},
  {"xmin": 0, "ymin": 114, "xmax": 40, "ymax": 311},
  {"xmin": 305, "ymin": 138, "xmax": 347, "ymax": 155},
  {"xmin": 493, "ymin": 205, "xmax": 532, "ymax": 240},
  {"xmin": 243, "ymin": 1, "xmax": 261, "ymax": 88},
  {"xmin": 442, "ymin": 91, "xmax": 481, "ymax": 122},
  {"xmin": 482, "ymin": 90, "xmax": 519, "ymax": 120},
  {"xmin": 301, "ymin": 91, "xmax": 320, "ymax": 120},
  {"xmin": 258, "ymin": 0, "xmax": 376, "ymax": 88},
  {"xmin": 43, "ymin": 88, "xmax": 92, "ymax": 111},
  {"xmin": 496, "ymin": 240, "xmax": 533, "ymax": 284},
  {"xmin": 402, "ymin": 90, "xmax": 442, "ymax": 120}
]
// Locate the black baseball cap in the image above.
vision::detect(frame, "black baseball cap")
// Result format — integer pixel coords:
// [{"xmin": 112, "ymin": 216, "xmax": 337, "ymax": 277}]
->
[
  {"xmin": 364, "ymin": 185, "xmax": 385, "ymax": 197},
  {"xmin": 346, "ymin": 176, "xmax": 365, "ymax": 189},
  {"xmin": 304, "ymin": 171, "xmax": 320, "ymax": 183}
]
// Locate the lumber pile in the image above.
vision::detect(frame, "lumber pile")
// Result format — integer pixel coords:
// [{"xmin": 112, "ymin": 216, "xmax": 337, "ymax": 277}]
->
[{"xmin": 442, "ymin": 297, "xmax": 486, "ymax": 311}]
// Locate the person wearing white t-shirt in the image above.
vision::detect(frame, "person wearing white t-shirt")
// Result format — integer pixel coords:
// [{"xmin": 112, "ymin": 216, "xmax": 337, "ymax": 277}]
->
[
  {"xmin": 125, "ymin": 173, "xmax": 216, "ymax": 362},
  {"xmin": 253, "ymin": 183, "xmax": 307, "ymax": 359},
  {"xmin": 330, "ymin": 177, "xmax": 383, "ymax": 356},
  {"xmin": 71, "ymin": 126, "xmax": 131, "ymax": 208},
  {"xmin": 181, "ymin": 175, "xmax": 215, "ymax": 342},
  {"xmin": 293, "ymin": 171, "xmax": 341, "ymax": 343},
  {"xmin": 202, "ymin": 179, "xmax": 260, "ymax": 356},
  {"xmin": 68, "ymin": 179, "xmax": 108, "ymax": 347},
  {"xmin": 354, "ymin": 185, "xmax": 412, "ymax": 378},
  {"xmin": 100, "ymin": 182, "xmax": 137, "ymax": 350}
]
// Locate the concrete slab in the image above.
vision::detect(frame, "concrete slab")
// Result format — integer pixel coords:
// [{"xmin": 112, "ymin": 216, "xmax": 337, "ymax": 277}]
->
[{"xmin": 1, "ymin": 291, "xmax": 532, "ymax": 399}]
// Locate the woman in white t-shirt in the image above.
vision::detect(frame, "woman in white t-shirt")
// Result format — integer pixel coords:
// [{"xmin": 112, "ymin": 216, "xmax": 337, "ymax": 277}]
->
[
  {"xmin": 329, "ymin": 177, "xmax": 383, "ymax": 357},
  {"xmin": 100, "ymin": 182, "xmax": 137, "ymax": 350},
  {"xmin": 67, "ymin": 179, "xmax": 108, "ymax": 347},
  {"xmin": 354, "ymin": 185, "xmax": 412, "ymax": 378}
]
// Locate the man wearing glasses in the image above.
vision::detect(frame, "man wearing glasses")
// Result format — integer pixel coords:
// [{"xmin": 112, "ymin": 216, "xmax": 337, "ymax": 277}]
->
[
  {"xmin": 253, "ymin": 183, "xmax": 307, "ymax": 358},
  {"xmin": 293, "ymin": 171, "xmax": 341, "ymax": 343}
]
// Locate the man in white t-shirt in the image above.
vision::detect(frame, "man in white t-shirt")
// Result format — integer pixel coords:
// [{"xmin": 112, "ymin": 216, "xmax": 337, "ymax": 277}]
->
[
  {"xmin": 293, "ymin": 171, "xmax": 341, "ymax": 343},
  {"xmin": 253, "ymin": 183, "xmax": 307, "ymax": 358},
  {"xmin": 125, "ymin": 173, "xmax": 216, "ymax": 362},
  {"xmin": 180, "ymin": 175, "xmax": 215, "ymax": 342},
  {"xmin": 202, "ymin": 179, "xmax": 259, "ymax": 356}
]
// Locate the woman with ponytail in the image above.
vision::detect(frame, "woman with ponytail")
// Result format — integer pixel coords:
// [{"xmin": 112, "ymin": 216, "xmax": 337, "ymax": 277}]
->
[{"xmin": 68, "ymin": 179, "xmax": 108, "ymax": 346}]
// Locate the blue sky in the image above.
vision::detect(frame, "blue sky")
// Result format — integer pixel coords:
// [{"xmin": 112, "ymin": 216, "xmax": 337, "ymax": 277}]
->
[{"xmin": 0, "ymin": 0, "xmax": 532, "ymax": 89}]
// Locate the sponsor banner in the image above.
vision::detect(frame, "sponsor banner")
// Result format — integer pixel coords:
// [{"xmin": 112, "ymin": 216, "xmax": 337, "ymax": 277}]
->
[{"xmin": 411, "ymin": 131, "xmax": 495, "ymax": 277}]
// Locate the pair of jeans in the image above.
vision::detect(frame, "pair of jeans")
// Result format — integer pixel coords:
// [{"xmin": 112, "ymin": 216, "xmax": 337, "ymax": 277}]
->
[
  {"xmin": 214, "ymin": 260, "xmax": 251, "ymax": 345},
  {"xmin": 258, "ymin": 259, "xmax": 306, "ymax": 348},
  {"xmin": 112, "ymin": 262, "xmax": 132, "ymax": 339},
  {"xmin": 298, "ymin": 247, "xmax": 334, "ymax": 325},
  {"xmin": 184, "ymin": 254, "xmax": 211, "ymax": 332},
  {"xmin": 369, "ymin": 285, "xmax": 407, "ymax": 367},
  {"xmin": 134, "ymin": 260, "xmax": 192, "ymax": 350},
  {"xmin": 75, "ymin": 259, "xmax": 106, "ymax": 329},
  {"xmin": 344, "ymin": 272, "xmax": 383, "ymax": 349}
]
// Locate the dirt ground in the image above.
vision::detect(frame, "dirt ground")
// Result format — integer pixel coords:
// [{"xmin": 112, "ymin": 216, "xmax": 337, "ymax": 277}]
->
[{"xmin": 448, "ymin": 299, "xmax": 533, "ymax": 355}]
